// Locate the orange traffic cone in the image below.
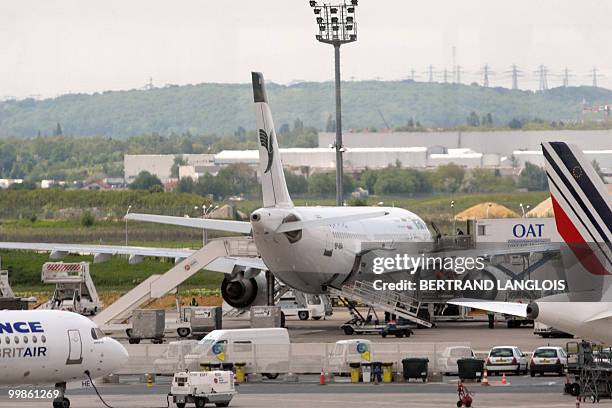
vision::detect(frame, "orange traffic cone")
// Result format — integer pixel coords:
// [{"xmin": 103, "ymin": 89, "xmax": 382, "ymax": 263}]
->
[
  {"xmin": 501, "ymin": 372, "xmax": 507, "ymax": 385},
  {"xmin": 576, "ymin": 395, "xmax": 580, "ymax": 408},
  {"xmin": 319, "ymin": 369, "xmax": 326, "ymax": 385},
  {"xmin": 481, "ymin": 369, "xmax": 489, "ymax": 386}
]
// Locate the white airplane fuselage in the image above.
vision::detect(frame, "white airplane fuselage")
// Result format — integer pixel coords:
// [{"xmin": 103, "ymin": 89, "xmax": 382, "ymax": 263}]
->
[
  {"xmin": 251, "ymin": 206, "xmax": 432, "ymax": 293},
  {"xmin": 0, "ymin": 310, "xmax": 127, "ymax": 385}
]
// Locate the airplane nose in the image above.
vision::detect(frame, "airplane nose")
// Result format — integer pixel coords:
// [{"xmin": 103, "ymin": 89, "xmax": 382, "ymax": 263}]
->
[{"xmin": 109, "ymin": 338, "xmax": 129, "ymax": 371}]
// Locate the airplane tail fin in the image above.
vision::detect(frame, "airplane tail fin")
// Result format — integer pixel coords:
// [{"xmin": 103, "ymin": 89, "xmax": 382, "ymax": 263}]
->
[
  {"xmin": 542, "ymin": 142, "xmax": 611, "ymax": 275},
  {"xmin": 252, "ymin": 72, "xmax": 293, "ymax": 208}
]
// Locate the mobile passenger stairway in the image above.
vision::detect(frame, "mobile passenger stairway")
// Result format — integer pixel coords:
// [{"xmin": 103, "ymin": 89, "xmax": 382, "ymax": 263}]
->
[
  {"xmin": 328, "ymin": 280, "xmax": 433, "ymax": 329},
  {"xmin": 93, "ymin": 237, "xmax": 259, "ymax": 328}
]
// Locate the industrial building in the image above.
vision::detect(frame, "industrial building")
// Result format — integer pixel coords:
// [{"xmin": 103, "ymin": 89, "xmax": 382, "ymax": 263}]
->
[
  {"xmin": 318, "ymin": 129, "xmax": 612, "ymax": 156},
  {"xmin": 124, "ymin": 144, "xmax": 612, "ymax": 183}
]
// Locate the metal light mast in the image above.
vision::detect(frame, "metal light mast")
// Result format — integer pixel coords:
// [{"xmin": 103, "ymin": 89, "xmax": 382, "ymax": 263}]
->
[{"xmin": 309, "ymin": 0, "xmax": 358, "ymax": 206}]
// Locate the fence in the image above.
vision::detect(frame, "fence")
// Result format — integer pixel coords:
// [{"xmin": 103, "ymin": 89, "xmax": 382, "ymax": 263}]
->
[{"xmin": 121, "ymin": 341, "xmax": 472, "ymax": 376}]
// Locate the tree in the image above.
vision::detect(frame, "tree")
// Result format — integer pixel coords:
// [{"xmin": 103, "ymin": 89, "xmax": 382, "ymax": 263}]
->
[
  {"xmin": 428, "ymin": 164, "xmax": 465, "ymax": 193},
  {"xmin": 53, "ymin": 123, "xmax": 63, "ymax": 136},
  {"xmin": 176, "ymin": 177, "xmax": 194, "ymax": 193},
  {"xmin": 518, "ymin": 162, "xmax": 548, "ymax": 191},
  {"xmin": 80, "ymin": 210, "xmax": 95, "ymax": 227},
  {"xmin": 129, "ymin": 170, "xmax": 163, "ymax": 191},
  {"xmin": 466, "ymin": 112, "xmax": 480, "ymax": 127},
  {"xmin": 308, "ymin": 172, "xmax": 355, "ymax": 197},
  {"xmin": 463, "ymin": 169, "xmax": 515, "ymax": 193},
  {"xmin": 293, "ymin": 118, "xmax": 304, "ymax": 131},
  {"xmin": 170, "ymin": 155, "xmax": 187, "ymax": 178},
  {"xmin": 508, "ymin": 118, "xmax": 523, "ymax": 129},
  {"xmin": 325, "ymin": 114, "xmax": 336, "ymax": 132},
  {"xmin": 284, "ymin": 170, "xmax": 307, "ymax": 195}
]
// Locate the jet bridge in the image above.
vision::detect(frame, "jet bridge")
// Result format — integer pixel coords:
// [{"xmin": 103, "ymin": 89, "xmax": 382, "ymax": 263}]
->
[{"xmin": 93, "ymin": 238, "xmax": 258, "ymax": 327}]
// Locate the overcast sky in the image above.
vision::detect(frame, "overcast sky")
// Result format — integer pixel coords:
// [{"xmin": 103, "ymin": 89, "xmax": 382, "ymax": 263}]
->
[{"xmin": 2, "ymin": 0, "xmax": 612, "ymax": 98}]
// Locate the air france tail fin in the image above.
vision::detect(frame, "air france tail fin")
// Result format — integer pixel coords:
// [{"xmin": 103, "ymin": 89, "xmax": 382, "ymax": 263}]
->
[
  {"xmin": 252, "ymin": 72, "xmax": 293, "ymax": 208},
  {"xmin": 542, "ymin": 142, "xmax": 611, "ymax": 275}
]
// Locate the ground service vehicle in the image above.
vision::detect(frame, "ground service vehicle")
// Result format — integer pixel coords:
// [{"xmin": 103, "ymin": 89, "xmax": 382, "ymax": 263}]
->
[
  {"xmin": 184, "ymin": 328, "xmax": 289, "ymax": 378},
  {"xmin": 534, "ymin": 322, "xmax": 574, "ymax": 338},
  {"xmin": 154, "ymin": 340, "xmax": 200, "ymax": 374},
  {"xmin": 486, "ymin": 346, "xmax": 528, "ymax": 375},
  {"xmin": 328, "ymin": 339, "xmax": 373, "ymax": 373},
  {"xmin": 530, "ymin": 346, "xmax": 567, "ymax": 376},
  {"xmin": 170, "ymin": 370, "xmax": 236, "ymax": 408},
  {"xmin": 438, "ymin": 346, "xmax": 477, "ymax": 375}
]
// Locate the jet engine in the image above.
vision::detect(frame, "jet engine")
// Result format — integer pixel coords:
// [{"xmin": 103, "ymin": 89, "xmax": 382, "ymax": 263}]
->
[{"xmin": 221, "ymin": 268, "xmax": 268, "ymax": 309}]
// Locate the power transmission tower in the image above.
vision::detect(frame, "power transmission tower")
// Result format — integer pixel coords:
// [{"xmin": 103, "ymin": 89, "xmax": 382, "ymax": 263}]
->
[
  {"xmin": 426, "ymin": 65, "xmax": 435, "ymax": 82},
  {"xmin": 481, "ymin": 64, "xmax": 494, "ymax": 87},
  {"xmin": 509, "ymin": 64, "xmax": 522, "ymax": 90},
  {"xmin": 410, "ymin": 68, "xmax": 416, "ymax": 81},
  {"xmin": 455, "ymin": 65, "xmax": 462, "ymax": 84},
  {"xmin": 535, "ymin": 65, "xmax": 549, "ymax": 91},
  {"xmin": 592, "ymin": 67, "xmax": 599, "ymax": 87}
]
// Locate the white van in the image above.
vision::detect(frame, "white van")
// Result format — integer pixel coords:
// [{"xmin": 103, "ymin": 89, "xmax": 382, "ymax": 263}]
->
[
  {"xmin": 328, "ymin": 339, "xmax": 373, "ymax": 373},
  {"xmin": 184, "ymin": 328, "xmax": 290, "ymax": 379}
]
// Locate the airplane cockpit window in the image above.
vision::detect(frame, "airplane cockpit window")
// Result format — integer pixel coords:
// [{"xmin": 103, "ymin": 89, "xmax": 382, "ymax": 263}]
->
[{"xmin": 91, "ymin": 327, "xmax": 105, "ymax": 339}]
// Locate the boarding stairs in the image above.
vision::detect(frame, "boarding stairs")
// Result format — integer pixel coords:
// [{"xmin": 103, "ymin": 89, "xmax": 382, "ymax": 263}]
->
[
  {"xmin": 329, "ymin": 280, "xmax": 433, "ymax": 328},
  {"xmin": 0, "ymin": 270, "xmax": 15, "ymax": 298},
  {"xmin": 94, "ymin": 237, "xmax": 259, "ymax": 327}
]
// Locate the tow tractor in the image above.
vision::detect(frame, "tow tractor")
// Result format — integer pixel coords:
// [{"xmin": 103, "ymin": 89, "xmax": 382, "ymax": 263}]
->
[{"xmin": 170, "ymin": 370, "xmax": 236, "ymax": 408}]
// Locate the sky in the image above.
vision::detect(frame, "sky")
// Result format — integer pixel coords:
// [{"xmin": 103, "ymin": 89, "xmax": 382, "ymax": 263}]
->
[{"xmin": 2, "ymin": 0, "xmax": 612, "ymax": 98}]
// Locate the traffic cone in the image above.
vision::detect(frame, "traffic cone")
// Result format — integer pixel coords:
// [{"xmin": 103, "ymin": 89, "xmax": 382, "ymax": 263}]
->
[
  {"xmin": 319, "ymin": 369, "xmax": 326, "ymax": 385},
  {"xmin": 576, "ymin": 395, "xmax": 580, "ymax": 408},
  {"xmin": 481, "ymin": 369, "xmax": 489, "ymax": 386},
  {"xmin": 501, "ymin": 372, "xmax": 507, "ymax": 385}
]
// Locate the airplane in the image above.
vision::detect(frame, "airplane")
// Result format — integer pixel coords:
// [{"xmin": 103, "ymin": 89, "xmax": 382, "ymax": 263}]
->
[
  {"xmin": 450, "ymin": 141, "xmax": 612, "ymax": 343},
  {"xmin": 0, "ymin": 72, "xmax": 561, "ymax": 316},
  {"xmin": 0, "ymin": 309, "xmax": 128, "ymax": 408}
]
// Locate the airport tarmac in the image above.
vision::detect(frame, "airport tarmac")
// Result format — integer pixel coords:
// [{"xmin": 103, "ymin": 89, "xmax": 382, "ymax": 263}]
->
[
  {"xmin": 200, "ymin": 309, "xmax": 574, "ymax": 352},
  {"xmin": 0, "ymin": 382, "xmax": 602, "ymax": 408}
]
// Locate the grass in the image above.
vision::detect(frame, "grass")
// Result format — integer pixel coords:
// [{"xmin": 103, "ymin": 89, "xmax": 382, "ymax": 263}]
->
[
  {"xmin": 0, "ymin": 191, "xmax": 549, "ymax": 292},
  {"xmin": 1, "ymin": 250, "xmax": 224, "ymax": 295}
]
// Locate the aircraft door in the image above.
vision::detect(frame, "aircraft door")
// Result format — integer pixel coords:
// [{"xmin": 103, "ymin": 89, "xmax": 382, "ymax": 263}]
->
[
  {"xmin": 66, "ymin": 329, "xmax": 83, "ymax": 365},
  {"xmin": 324, "ymin": 227, "xmax": 333, "ymax": 257}
]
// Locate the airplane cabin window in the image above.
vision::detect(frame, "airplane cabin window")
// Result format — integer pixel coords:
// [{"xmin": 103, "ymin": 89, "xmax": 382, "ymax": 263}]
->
[
  {"xmin": 14, "ymin": 336, "xmax": 19, "ymax": 344},
  {"xmin": 5, "ymin": 337, "xmax": 9, "ymax": 344},
  {"xmin": 23, "ymin": 336, "xmax": 28, "ymax": 344},
  {"xmin": 32, "ymin": 335, "xmax": 37, "ymax": 343},
  {"xmin": 41, "ymin": 335, "xmax": 46, "ymax": 343}
]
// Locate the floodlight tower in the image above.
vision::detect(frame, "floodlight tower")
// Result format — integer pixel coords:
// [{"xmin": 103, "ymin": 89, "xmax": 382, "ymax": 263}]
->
[{"xmin": 309, "ymin": 0, "xmax": 358, "ymax": 206}]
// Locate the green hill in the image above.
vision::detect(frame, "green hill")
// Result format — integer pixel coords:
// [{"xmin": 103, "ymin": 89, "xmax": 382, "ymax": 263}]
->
[{"xmin": 1, "ymin": 81, "xmax": 611, "ymax": 138}]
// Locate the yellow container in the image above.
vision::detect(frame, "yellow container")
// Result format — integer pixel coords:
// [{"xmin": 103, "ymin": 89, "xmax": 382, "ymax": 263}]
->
[
  {"xmin": 382, "ymin": 363, "xmax": 393, "ymax": 383},
  {"xmin": 235, "ymin": 362, "xmax": 246, "ymax": 383},
  {"xmin": 349, "ymin": 363, "xmax": 361, "ymax": 383}
]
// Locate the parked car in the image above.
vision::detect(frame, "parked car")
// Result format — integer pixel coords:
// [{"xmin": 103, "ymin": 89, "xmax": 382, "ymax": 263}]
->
[
  {"xmin": 530, "ymin": 346, "xmax": 567, "ymax": 376},
  {"xmin": 438, "ymin": 346, "xmax": 476, "ymax": 375},
  {"xmin": 486, "ymin": 346, "xmax": 528, "ymax": 375}
]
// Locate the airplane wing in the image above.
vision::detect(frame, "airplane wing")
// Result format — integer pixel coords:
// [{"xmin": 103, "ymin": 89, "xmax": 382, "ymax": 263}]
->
[
  {"xmin": 448, "ymin": 298, "xmax": 528, "ymax": 317},
  {"xmin": 0, "ymin": 242, "xmax": 193, "ymax": 258},
  {"xmin": 0, "ymin": 242, "xmax": 268, "ymax": 274},
  {"xmin": 125, "ymin": 213, "xmax": 252, "ymax": 234}
]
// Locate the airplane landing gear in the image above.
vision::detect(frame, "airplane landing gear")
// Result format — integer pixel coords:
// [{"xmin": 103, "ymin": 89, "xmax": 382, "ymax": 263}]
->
[{"xmin": 52, "ymin": 382, "xmax": 70, "ymax": 408}]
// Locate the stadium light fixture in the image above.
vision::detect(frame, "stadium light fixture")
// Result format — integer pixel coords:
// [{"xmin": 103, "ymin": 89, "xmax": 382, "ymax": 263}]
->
[{"xmin": 308, "ymin": 1, "xmax": 358, "ymax": 206}]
